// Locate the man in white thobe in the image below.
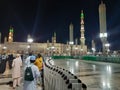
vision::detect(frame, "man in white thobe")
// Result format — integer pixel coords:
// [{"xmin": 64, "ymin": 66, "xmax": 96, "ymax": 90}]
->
[
  {"xmin": 12, "ymin": 54, "xmax": 22, "ymax": 89},
  {"xmin": 23, "ymin": 55, "xmax": 40, "ymax": 90}
]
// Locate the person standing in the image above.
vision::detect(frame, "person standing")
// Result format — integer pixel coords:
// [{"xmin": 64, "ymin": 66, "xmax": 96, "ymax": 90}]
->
[
  {"xmin": 12, "ymin": 54, "xmax": 22, "ymax": 89},
  {"xmin": 34, "ymin": 53, "xmax": 43, "ymax": 85},
  {"xmin": 23, "ymin": 55, "xmax": 40, "ymax": 90},
  {"xmin": 8, "ymin": 54, "xmax": 14, "ymax": 69},
  {"xmin": 25, "ymin": 52, "xmax": 33, "ymax": 66},
  {"xmin": 1, "ymin": 53, "xmax": 7, "ymax": 73}
]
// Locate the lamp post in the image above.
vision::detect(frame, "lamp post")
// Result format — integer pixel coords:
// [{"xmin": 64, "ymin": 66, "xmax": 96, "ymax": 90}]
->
[
  {"xmin": 80, "ymin": 49, "xmax": 83, "ymax": 55},
  {"xmin": 2, "ymin": 46, "xmax": 7, "ymax": 53},
  {"xmin": 99, "ymin": 32, "xmax": 108, "ymax": 54},
  {"xmin": 105, "ymin": 43, "xmax": 110, "ymax": 55},
  {"xmin": 75, "ymin": 47, "xmax": 78, "ymax": 56},
  {"xmin": 51, "ymin": 46, "xmax": 55, "ymax": 56},
  {"xmin": 69, "ymin": 41, "xmax": 74, "ymax": 56},
  {"xmin": 27, "ymin": 38, "xmax": 33, "ymax": 53},
  {"xmin": 66, "ymin": 48, "xmax": 69, "ymax": 56},
  {"xmin": 46, "ymin": 47, "xmax": 50, "ymax": 56},
  {"xmin": 92, "ymin": 47, "xmax": 96, "ymax": 55}
]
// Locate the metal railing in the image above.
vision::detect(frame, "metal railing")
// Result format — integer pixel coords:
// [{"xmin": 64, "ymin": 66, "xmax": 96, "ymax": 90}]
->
[{"xmin": 43, "ymin": 58, "xmax": 87, "ymax": 90}]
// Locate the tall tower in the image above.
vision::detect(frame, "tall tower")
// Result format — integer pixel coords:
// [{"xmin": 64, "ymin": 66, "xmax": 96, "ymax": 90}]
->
[
  {"xmin": 53, "ymin": 32, "xmax": 56, "ymax": 43},
  {"xmin": 69, "ymin": 22, "xmax": 74, "ymax": 44},
  {"xmin": 27, "ymin": 34, "xmax": 31, "ymax": 40},
  {"xmin": 99, "ymin": 1, "xmax": 108, "ymax": 52},
  {"xmin": 8, "ymin": 26, "xmax": 14, "ymax": 43},
  {"xmin": 80, "ymin": 10, "xmax": 85, "ymax": 48},
  {"xmin": 75, "ymin": 38, "xmax": 78, "ymax": 46},
  {"xmin": 92, "ymin": 40, "xmax": 96, "ymax": 53}
]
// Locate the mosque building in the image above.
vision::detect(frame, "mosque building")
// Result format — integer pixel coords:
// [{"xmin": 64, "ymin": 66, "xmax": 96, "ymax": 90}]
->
[{"xmin": 0, "ymin": 11, "xmax": 87, "ymax": 55}]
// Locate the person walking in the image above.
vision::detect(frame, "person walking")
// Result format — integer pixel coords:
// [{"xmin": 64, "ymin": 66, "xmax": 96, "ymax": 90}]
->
[
  {"xmin": 23, "ymin": 55, "xmax": 40, "ymax": 90},
  {"xmin": 12, "ymin": 54, "xmax": 22, "ymax": 89},
  {"xmin": 34, "ymin": 53, "xmax": 43, "ymax": 85}
]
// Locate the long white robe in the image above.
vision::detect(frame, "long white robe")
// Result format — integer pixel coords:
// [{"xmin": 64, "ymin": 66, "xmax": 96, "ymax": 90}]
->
[
  {"xmin": 12, "ymin": 57, "xmax": 22, "ymax": 79},
  {"xmin": 23, "ymin": 63, "xmax": 40, "ymax": 90}
]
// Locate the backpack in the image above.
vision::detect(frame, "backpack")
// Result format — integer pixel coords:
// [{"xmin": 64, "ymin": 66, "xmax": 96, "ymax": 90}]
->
[
  {"xmin": 2, "ymin": 55, "xmax": 7, "ymax": 60},
  {"xmin": 24, "ymin": 66, "xmax": 34, "ymax": 81}
]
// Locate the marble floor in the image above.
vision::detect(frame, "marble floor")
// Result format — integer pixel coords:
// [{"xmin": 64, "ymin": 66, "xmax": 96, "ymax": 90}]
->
[
  {"xmin": 53, "ymin": 59, "xmax": 120, "ymax": 90},
  {"xmin": 1, "ymin": 59, "xmax": 120, "ymax": 90}
]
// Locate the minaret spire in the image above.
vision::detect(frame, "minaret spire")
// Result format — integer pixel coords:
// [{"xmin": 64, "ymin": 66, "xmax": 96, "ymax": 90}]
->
[
  {"xmin": 53, "ymin": 32, "xmax": 56, "ymax": 43},
  {"xmin": 8, "ymin": 26, "xmax": 14, "ymax": 43},
  {"xmin": 80, "ymin": 10, "xmax": 85, "ymax": 48},
  {"xmin": 69, "ymin": 22, "xmax": 74, "ymax": 44},
  {"xmin": 99, "ymin": 0, "xmax": 108, "ymax": 53}
]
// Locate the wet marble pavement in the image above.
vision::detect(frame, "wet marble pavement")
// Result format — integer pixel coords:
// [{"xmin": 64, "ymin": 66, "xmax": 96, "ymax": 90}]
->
[{"xmin": 53, "ymin": 59, "xmax": 120, "ymax": 90}]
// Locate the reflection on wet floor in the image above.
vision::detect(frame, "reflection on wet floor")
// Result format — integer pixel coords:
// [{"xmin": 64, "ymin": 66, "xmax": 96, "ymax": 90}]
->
[
  {"xmin": 53, "ymin": 59, "xmax": 120, "ymax": 90},
  {"xmin": 1, "ymin": 59, "xmax": 120, "ymax": 90}
]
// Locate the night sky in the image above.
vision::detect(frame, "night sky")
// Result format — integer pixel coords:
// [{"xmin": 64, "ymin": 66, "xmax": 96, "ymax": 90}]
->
[{"xmin": 0, "ymin": 0, "xmax": 120, "ymax": 51}]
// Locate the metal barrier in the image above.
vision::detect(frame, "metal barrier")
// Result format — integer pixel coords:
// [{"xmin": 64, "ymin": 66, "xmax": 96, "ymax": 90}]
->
[{"xmin": 43, "ymin": 58, "xmax": 87, "ymax": 90}]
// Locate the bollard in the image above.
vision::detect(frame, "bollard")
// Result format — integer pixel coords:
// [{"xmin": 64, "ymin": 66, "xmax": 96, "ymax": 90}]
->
[
  {"xmin": 44, "ymin": 59, "xmax": 87, "ymax": 90},
  {"xmin": 82, "ymin": 83, "xmax": 87, "ymax": 90}
]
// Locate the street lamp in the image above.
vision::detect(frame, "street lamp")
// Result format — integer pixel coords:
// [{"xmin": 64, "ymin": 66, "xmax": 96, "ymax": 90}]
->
[
  {"xmin": 3, "ymin": 46, "xmax": 7, "ymax": 50},
  {"xmin": 75, "ymin": 47, "xmax": 78, "ymax": 56},
  {"xmin": 80, "ymin": 49, "xmax": 83, "ymax": 55},
  {"xmin": 27, "ymin": 38, "xmax": 33, "ymax": 43},
  {"xmin": 27, "ymin": 38, "xmax": 33, "ymax": 52},
  {"xmin": 105, "ymin": 43, "xmax": 110, "ymax": 54},
  {"xmin": 92, "ymin": 47, "xmax": 96, "ymax": 55},
  {"xmin": 99, "ymin": 32, "xmax": 108, "ymax": 54},
  {"xmin": 51, "ymin": 46, "xmax": 55, "ymax": 56},
  {"xmin": 2, "ymin": 46, "xmax": 7, "ymax": 53},
  {"xmin": 105, "ymin": 43, "xmax": 110, "ymax": 47},
  {"xmin": 99, "ymin": 33, "xmax": 107, "ymax": 38}
]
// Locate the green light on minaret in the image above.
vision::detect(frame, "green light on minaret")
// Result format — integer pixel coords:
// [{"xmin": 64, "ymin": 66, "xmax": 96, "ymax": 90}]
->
[
  {"xmin": 54, "ymin": 32, "xmax": 56, "ymax": 37},
  {"xmin": 81, "ymin": 10, "xmax": 84, "ymax": 18},
  {"xmin": 9, "ymin": 27, "xmax": 14, "ymax": 33}
]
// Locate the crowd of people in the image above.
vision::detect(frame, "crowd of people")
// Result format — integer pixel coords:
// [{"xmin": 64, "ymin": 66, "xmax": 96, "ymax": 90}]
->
[{"xmin": 0, "ymin": 52, "xmax": 44, "ymax": 90}]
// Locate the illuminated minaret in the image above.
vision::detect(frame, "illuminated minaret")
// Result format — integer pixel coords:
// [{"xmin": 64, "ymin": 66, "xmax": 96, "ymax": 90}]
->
[
  {"xmin": 27, "ymin": 34, "xmax": 30, "ymax": 39},
  {"xmin": 92, "ymin": 40, "xmax": 96, "ymax": 53},
  {"xmin": 47, "ymin": 40, "xmax": 50, "ymax": 47},
  {"xmin": 8, "ymin": 26, "xmax": 14, "ymax": 43},
  {"xmin": 69, "ymin": 22, "xmax": 74, "ymax": 44},
  {"xmin": 53, "ymin": 32, "xmax": 56, "ymax": 43},
  {"xmin": 75, "ymin": 38, "xmax": 78, "ymax": 46},
  {"xmin": 99, "ymin": 1, "xmax": 108, "ymax": 52},
  {"xmin": 80, "ymin": 10, "xmax": 85, "ymax": 48}
]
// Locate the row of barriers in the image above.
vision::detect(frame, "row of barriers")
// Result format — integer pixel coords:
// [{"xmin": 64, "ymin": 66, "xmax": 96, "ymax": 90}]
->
[
  {"xmin": 81, "ymin": 55, "xmax": 120, "ymax": 63},
  {"xmin": 43, "ymin": 58, "xmax": 87, "ymax": 90}
]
